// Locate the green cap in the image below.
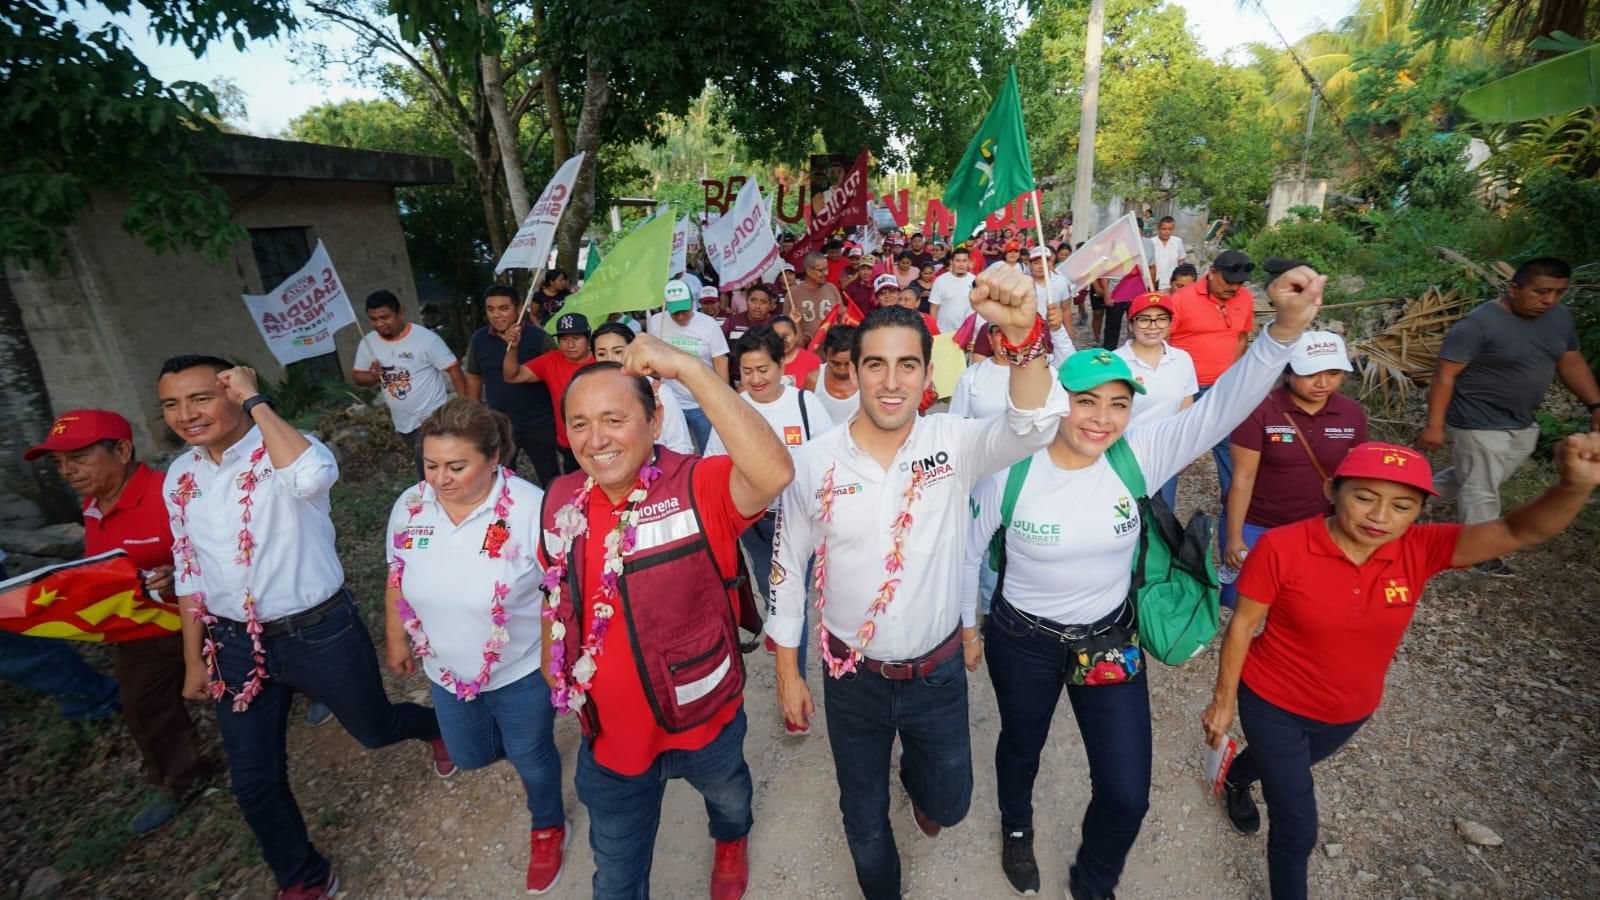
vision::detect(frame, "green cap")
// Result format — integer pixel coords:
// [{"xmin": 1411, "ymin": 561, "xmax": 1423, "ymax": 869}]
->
[
  {"xmin": 1056, "ymin": 348, "xmax": 1146, "ymax": 394},
  {"xmin": 664, "ymin": 279, "xmax": 694, "ymax": 313}
]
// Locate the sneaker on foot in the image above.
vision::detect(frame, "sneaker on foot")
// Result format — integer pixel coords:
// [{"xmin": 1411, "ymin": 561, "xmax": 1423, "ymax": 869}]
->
[
  {"xmin": 1223, "ymin": 780, "xmax": 1261, "ymax": 835},
  {"xmin": 1000, "ymin": 827, "xmax": 1040, "ymax": 895},
  {"xmin": 710, "ymin": 835, "xmax": 750, "ymax": 900},
  {"xmin": 1472, "ymin": 558, "xmax": 1516, "ymax": 577},
  {"xmin": 526, "ymin": 824, "xmax": 569, "ymax": 894},
  {"xmin": 783, "ymin": 717, "xmax": 810, "ymax": 737},
  {"xmin": 304, "ymin": 701, "xmax": 334, "ymax": 727},
  {"xmin": 131, "ymin": 790, "xmax": 179, "ymax": 834},
  {"xmin": 429, "ymin": 737, "xmax": 457, "ymax": 778},
  {"xmin": 278, "ymin": 871, "xmax": 339, "ymax": 899},
  {"xmin": 910, "ymin": 799, "xmax": 941, "ymax": 837}
]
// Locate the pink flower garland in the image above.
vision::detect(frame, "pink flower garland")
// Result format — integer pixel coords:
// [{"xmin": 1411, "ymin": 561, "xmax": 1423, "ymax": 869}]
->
[
  {"xmin": 814, "ymin": 462, "xmax": 926, "ymax": 678},
  {"xmin": 390, "ymin": 470, "xmax": 518, "ymax": 702},
  {"xmin": 540, "ymin": 461, "xmax": 663, "ymax": 715}
]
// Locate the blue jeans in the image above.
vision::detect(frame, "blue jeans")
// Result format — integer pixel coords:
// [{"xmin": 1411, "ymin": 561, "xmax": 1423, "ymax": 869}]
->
[
  {"xmin": 1220, "ymin": 522, "xmax": 1271, "ymax": 607},
  {"xmin": 430, "ymin": 670, "xmax": 563, "ymax": 830},
  {"xmin": 979, "ymin": 561, "xmax": 999, "ymax": 616},
  {"xmin": 576, "ymin": 707, "xmax": 754, "ymax": 899},
  {"xmin": 822, "ymin": 648, "xmax": 973, "ymax": 900},
  {"xmin": 1227, "ymin": 684, "xmax": 1367, "ymax": 900},
  {"xmin": 1196, "ymin": 382, "xmax": 1235, "ymax": 502},
  {"xmin": 984, "ymin": 598, "xmax": 1151, "ymax": 897},
  {"xmin": 0, "ymin": 630, "xmax": 120, "ymax": 721},
  {"xmin": 209, "ymin": 590, "xmax": 440, "ymax": 889},
  {"xmin": 1159, "ymin": 475, "xmax": 1179, "ymax": 511},
  {"xmin": 682, "ymin": 406, "xmax": 712, "ymax": 454},
  {"xmin": 742, "ymin": 511, "xmax": 808, "ymax": 675}
]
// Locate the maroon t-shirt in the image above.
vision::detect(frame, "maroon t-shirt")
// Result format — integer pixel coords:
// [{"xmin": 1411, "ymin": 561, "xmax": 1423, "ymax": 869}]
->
[{"xmin": 1230, "ymin": 387, "xmax": 1368, "ymax": 528}]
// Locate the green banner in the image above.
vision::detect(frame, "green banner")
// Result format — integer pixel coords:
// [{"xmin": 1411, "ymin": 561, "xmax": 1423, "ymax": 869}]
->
[
  {"xmin": 547, "ymin": 213, "xmax": 673, "ymax": 334},
  {"xmin": 943, "ymin": 65, "xmax": 1036, "ymax": 242}
]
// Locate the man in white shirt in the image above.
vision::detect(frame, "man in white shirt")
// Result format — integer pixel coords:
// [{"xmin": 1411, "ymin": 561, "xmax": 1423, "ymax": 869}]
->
[
  {"xmin": 814, "ymin": 324, "xmax": 861, "ymax": 424},
  {"xmin": 1028, "ymin": 245, "xmax": 1072, "ymax": 320},
  {"xmin": 648, "ymin": 279, "xmax": 731, "ymax": 452},
  {"xmin": 1150, "ymin": 216, "xmax": 1189, "ymax": 290},
  {"xmin": 158, "ymin": 354, "xmax": 449, "ymax": 900},
  {"xmin": 928, "ymin": 246, "xmax": 977, "ymax": 334},
  {"xmin": 353, "ymin": 290, "xmax": 467, "ymax": 478},
  {"xmin": 768, "ymin": 266, "xmax": 1068, "ymax": 900}
]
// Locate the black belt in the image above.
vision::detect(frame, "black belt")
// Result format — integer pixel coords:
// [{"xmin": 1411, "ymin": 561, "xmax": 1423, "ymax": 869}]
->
[
  {"xmin": 994, "ymin": 597, "xmax": 1132, "ymax": 643},
  {"xmin": 826, "ymin": 628, "xmax": 961, "ymax": 681},
  {"xmin": 214, "ymin": 590, "xmax": 347, "ymax": 638}
]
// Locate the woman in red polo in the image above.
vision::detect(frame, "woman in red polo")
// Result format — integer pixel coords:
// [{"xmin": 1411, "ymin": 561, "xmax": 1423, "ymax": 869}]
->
[{"xmin": 1202, "ymin": 437, "xmax": 1600, "ymax": 900}]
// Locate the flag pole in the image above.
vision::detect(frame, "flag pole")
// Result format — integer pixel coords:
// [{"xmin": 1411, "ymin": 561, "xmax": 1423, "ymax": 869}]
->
[
  {"xmin": 518, "ymin": 266, "xmax": 548, "ymax": 327},
  {"xmin": 1030, "ymin": 189, "xmax": 1061, "ymax": 327}
]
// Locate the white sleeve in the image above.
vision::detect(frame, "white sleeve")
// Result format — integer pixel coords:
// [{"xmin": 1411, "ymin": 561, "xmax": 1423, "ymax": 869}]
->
[
  {"xmin": 767, "ymin": 456, "xmax": 817, "ymax": 647},
  {"xmin": 1179, "ymin": 351, "xmax": 1199, "ymax": 396},
  {"xmin": 1127, "ymin": 328, "xmax": 1296, "ymax": 488},
  {"xmin": 1049, "ymin": 325, "xmax": 1075, "ymax": 366},
  {"xmin": 706, "ymin": 319, "xmax": 730, "ymax": 357},
  {"xmin": 956, "ymin": 376, "xmax": 1069, "ymax": 485},
  {"xmin": 276, "ymin": 435, "xmax": 340, "ymax": 499},
  {"xmin": 962, "ymin": 473, "xmax": 1005, "ymax": 626},
  {"xmin": 383, "ymin": 491, "xmax": 410, "ymax": 568},
  {"xmin": 655, "ymin": 387, "xmax": 695, "ymax": 455},
  {"xmin": 428, "ymin": 330, "xmax": 458, "ymax": 369},
  {"xmin": 704, "ymin": 429, "xmax": 728, "ymax": 457},
  {"xmin": 353, "ymin": 335, "xmax": 374, "ymax": 370},
  {"xmin": 949, "ymin": 369, "xmax": 976, "ymax": 417},
  {"xmin": 1176, "ymin": 237, "xmax": 1188, "ymax": 261}
]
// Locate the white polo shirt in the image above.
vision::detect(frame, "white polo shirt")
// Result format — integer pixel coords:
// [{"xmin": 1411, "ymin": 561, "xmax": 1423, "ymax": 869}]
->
[
  {"xmin": 770, "ymin": 380, "xmax": 1068, "ymax": 661},
  {"xmin": 929, "ymin": 271, "xmax": 976, "ymax": 334},
  {"xmin": 165, "ymin": 427, "xmax": 343, "ymax": 622},
  {"xmin": 386, "ymin": 471, "xmax": 546, "ymax": 692},
  {"xmin": 1114, "ymin": 341, "xmax": 1199, "ymax": 432},
  {"xmin": 1151, "ymin": 235, "xmax": 1187, "ymax": 289}
]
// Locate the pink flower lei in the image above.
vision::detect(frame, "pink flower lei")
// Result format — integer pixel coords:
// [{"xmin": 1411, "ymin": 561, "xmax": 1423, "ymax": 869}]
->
[
  {"xmin": 814, "ymin": 462, "xmax": 925, "ymax": 678},
  {"xmin": 539, "ymin": 461, "xmax": 664, "ymax": 715},
  {"xmin": 389, "ymin": 470, "xmax": 519, "ymax": 702}
]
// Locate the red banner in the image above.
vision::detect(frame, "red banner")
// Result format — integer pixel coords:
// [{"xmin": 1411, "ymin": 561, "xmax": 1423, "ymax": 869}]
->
[
  {"xmin": 784, "ymin": 148, "xmax": 872, "ymax": 269},
  {"xmin": 805, "ymin": 298, "xmax": 868, "ymax": 354},
  {"xmin": 0, "ymin": 551, "xmax": 181, "ymax": 643}
]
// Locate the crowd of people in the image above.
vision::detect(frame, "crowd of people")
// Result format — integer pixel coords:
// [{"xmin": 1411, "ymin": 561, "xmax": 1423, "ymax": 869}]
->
[{"xmin": 8, "ymin": 209, "xmax": 1600, "ymax": 900}]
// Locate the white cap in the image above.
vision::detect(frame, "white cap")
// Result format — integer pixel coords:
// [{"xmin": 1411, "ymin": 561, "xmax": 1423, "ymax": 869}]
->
[
  {"xmin": 1028, "ymin": 245, "xmax": 1050, "ymax": 259},
  {"xmin": 873, "ymin": 274, "xmax": 900, "ymax": 292},
  {"xmin": 699, "ymin": 285, "xmax": 720, "ymax": 300},
  {"xmin": 1289, "ymin": 331, "xmax": 1353, "ymax": 375}
]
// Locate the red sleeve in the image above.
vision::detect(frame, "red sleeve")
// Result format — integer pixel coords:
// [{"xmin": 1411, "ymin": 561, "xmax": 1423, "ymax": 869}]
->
[
  {"xmin": 1234, "ymin": 523, "xmax": 1289, "ymax": 605},
  {"xmin": 1408, "ymin": 523, "xmax": 1466, "ymax": 580},
  {"xmin": 691, "ymin": 455, "xmax": 763, "ymax": 576},
  {"xmin": 525, "ymin": 351, "xmax": 554, "ymax": 379},
  {"xmin": 1229, "ymin": 400, "xmax": 1269, "ymax": 451}
]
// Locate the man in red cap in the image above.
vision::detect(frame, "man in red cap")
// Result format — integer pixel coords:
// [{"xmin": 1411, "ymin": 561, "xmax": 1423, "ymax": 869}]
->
[{"xmin": 25, "ymin": 410, "xmax": 213, "ymax": 832}]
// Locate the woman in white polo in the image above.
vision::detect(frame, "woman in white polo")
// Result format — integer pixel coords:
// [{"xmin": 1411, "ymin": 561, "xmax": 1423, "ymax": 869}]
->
[
  {"xmin": 1113, "ymin": 291, "xmax": 1199, "ymax": 509},
  {"xmin": 382, "ymin": 398, "xmax": 567, "ymax": 894}
]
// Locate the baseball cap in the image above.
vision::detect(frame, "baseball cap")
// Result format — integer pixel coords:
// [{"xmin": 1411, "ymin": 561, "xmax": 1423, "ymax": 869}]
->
[
  {"xmin": 664, "ymin": 279, "xmax": 694, "ymax": 312},
  {"xmin": 1004, "ymin": 240, "xmax": 1022, "ymax": 252},
  {"xmin": 1262, "ymin": 256, "xmax": 1311, "ymax": 279},
  {"xmin": 1289, "ymin": 330, "xmax": 1353, "ymax": 375},
  {"xmin": 554, "ymin": 312, "xmax": 591, "ymax": 336},
  {"xmin": 1028, "ymin": 245, "xmax": 1050, "ymax": 260},
  {"xmin": 25, "ymin": 410, "xmax": 133, "ymax": 461},
  {"xmin": 1128, "ymin": 292, "xmax": 1174, "ymax": 317},
  {"xmin": 698, "ymin": 285, "xmax": 720, "ymax": 301},
  {"xmin": 1212, "ymin": 250, "xmax": 1254, "ymax": 284},
  {"xmin": 1056, "ymin": 348, "xmax": 1147, "ymax": 395},
  {"xmin": 848, "ymin": 247, "xmax": 864, "ymax": 258},
  {"xmin": 1331, "ymin": 441, "xmax": 1438, "ymax": 496},
  {"xmin": 873, "ymin": 274, "xmax": 900, "ymax": 292}
]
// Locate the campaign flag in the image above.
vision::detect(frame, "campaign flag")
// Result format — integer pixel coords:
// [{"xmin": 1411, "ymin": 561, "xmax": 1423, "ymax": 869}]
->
[
  {"xmin": 785, "ymin": 147, "xmax": 871, "ymax": 269},
  {"xmin": 670, "ymin": 215, "xmax": 691, "ymax": 276},
  {"xmin": 931, "ymin": 333, "xmax": 969, "ymax": 399},
  {"xmin": 703, "ymin": 179, "xmax": 781, "ymax": 291},
  {"xmin": 943, "ymin": 66, "xmax": 1035, "ymax": 242},
  {"xmin": 1055, "ymin": 213, "xmax": 1149, "ymax": 292},
  {"xmin": 547, "ymin": 211, "xmax": 673, "ymax": 334},
  {"xmin": 0, "ymin": 551, "xmax": 181, "ymax": 643},
  {"xmin": 804, "ymin": 297, "xmax": 867, "ymax": 353},
  {"xmin": 582, "ymin": 242, "xmax": 602, "ymax": 280},
  {"xmin": 241, "ymin": 240, "xmax": 357, "ymax": 366},
  {"xmin": 495, "ymin": 152, "xmax": 586, "ymax": 273}
]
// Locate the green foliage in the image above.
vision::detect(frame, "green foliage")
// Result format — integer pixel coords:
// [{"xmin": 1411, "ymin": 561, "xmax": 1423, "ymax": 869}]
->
[
  {"xmin": 1, "ymin": 0, "xmax": 297, "ymax": 269},
  {"xmin": 1246, "ymin": 216, "xmax": 1360, "ymax": 274}
]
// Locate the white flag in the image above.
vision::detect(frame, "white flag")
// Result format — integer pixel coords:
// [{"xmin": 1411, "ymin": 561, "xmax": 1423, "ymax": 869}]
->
[
  {"xmin": 702, "ymin": 178, "xmax": 781, "ymax": 291},
  {"xmin": 1054, "ymin": 212, "xmax": 1149, "ymax": 292},
  {"xmin": 495, "ymin": 152, "xmax": 586, "ymax": 273},
  {"xmin": 241, "ymin": 240, "xmax": 357, "ymax": 366},
  {"xmin": 670, "ymin": 215, "xmax": 691, "ymax": 275}
]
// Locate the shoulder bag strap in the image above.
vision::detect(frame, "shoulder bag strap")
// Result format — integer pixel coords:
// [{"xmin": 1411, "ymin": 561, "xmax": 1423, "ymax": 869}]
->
[
  {"xmin": 1280, "ymin": 412, "xmax": 1331, "ymax": 488},
  {"xmin": 797, "ymin": 389, "xmax": 811, "ymax": 440}
]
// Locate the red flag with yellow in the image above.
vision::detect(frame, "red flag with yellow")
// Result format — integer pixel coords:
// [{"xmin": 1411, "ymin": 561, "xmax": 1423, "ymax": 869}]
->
[{"xmin": 0, "ymin": 550, "xmax": 181, "ymax": 642}]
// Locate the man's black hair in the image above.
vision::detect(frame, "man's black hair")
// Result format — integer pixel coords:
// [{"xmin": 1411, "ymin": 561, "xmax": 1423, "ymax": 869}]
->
[
  {"xmin": 159, "ymin": 354, "xmax": 233, "ymax": 379},
  {"xmin": 482, "ymin": 283, "xmax": 518, "ymax": 303},
  {"xmin": 851, "ymin": 305, "xmax": 932, "ymax": 365},
  {"xmin": 1511, "ymin": 257, "xmax": 1570, "ymax": 285},
  {"xmin": 1158, "ymin": 215, "xmax": 1176, "ymax": 225},
  {"xmin": 543, "ymin": 269, "xmax": 568, "ymax": 288},
  {"xmin": 732, "ymin": 325, "xmax": 787, "ymax": 372},
  {"xmin": 1171, "ymin": 263, "xmax": 1199, "ymax": 281},
  {"xmin": 563, "ymin": 360, "xmax": 655, "ymax": 421},
  {"xmin": 365, "ymin": 289, "xmax": 402, "ymax": 312},
  {"xmin": 822, "ymin": 324, "xmax": 856, "ymax": 357}
]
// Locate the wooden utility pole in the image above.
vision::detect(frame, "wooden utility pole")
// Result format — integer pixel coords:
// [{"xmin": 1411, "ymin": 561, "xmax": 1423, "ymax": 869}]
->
[{"xmin": 1071, "ymin": 0, "xmax": 1105, "ymax": 244}]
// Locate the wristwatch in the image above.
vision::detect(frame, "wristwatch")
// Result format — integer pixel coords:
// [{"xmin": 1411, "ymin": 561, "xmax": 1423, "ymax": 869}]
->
[{"xmin": 242, "ymin": 395, "xmax": 275, "ymax": 418}]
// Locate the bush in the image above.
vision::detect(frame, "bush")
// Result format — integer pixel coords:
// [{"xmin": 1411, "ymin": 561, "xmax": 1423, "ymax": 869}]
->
[{"xmin": 1245, "ymin": 215, "xmax": 1359, "ymax": 275}]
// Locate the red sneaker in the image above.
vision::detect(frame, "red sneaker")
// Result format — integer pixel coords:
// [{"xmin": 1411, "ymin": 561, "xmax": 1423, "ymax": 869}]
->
[
  {"xmin": 526, "ymin": 824, "xmax": 569, "ymax": 894},
  {"xmin": 783, "ymin": 717, "xmax": 810, "ymax": 737},
  {"xmin": 710, "ymin": 836, "xmax": 749, "ymax": 899},
  {"xmin": 430, "ymin": 738, "xmax": 457, "ymax": 778},
  {"xmin": 278, "ymin": 871, "xmax": 339, "ymax": 899}
]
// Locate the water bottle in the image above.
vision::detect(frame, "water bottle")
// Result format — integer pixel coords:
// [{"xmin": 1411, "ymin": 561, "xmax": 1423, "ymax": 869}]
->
[{"xmin": 1218, "ymin": 549, "xmax": 1246, "ymax": 585}]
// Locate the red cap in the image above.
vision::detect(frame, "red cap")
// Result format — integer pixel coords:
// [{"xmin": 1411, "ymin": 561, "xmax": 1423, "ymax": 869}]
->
[
  {"xmin": 1331, "ymin": 442, "xmax": 1438, "ymax": 496},
  {"xmin": 1003, "ymin": 240, "xmax": 1022, "ymax": 252},
  {"xmin": 25, "ymin": 410, "xmax": 133, "ymax": 461},
  {"xmin": 1129, "ymin": 292, "xmax": 1174, "ymax": 316}
]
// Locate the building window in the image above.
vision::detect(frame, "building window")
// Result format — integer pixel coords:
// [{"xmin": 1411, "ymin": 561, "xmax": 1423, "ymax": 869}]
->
[{"xmin": 249, "ymin": 227, "xmax": 312, "ymax": 292}]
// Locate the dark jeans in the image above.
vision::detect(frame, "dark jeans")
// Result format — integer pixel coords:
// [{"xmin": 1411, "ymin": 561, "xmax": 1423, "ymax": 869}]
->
[
  {"xmin": 682, "ymin": 407, "xmax": 712, "ymax": 454},
  {"xmin": 116, "ymin": 633, "xmax": 211, "ymax": 792},
  {"xmin": 1101, "ymin": 302, "xmax": 1128, "ymax": 349},
  {"xmin": 208, "ymin": 590, "xmax": 440, "ymax": 889},
  {"xmin": 741, "ymin": 511, "xmax": 809, "ymax": 674},
  {"xmin": 1227, "ymin": 683, "xmax": 1367, "ymax": 900},
  {"xmin": 511, "ymin": 425, "xmax": 561, "ymax": 487},
  {"xmin": 575, "ymin": 707, "xmax": 753, "ymax": 899},
  {"xmin": 822, "ymin": 648, "xmax": 973, "ymax": 900},
  {"xmin": 400, "ymin": 428, "xmax": 424, "ymax": 481},
  {"xmin": 0, "ymin": 630, "xmax": 120, "ymax": 721},
  {"xmin": 984, "ymin": 598, "xmax": 1151, "ymax": 897},
  {"xmin": 431, "ymin": 669, "xmax": 562, "ymax": 829}
]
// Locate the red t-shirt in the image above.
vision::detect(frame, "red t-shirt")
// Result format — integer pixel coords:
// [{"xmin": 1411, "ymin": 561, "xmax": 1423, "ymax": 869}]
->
[
  {"xmin": 1237, "ymin": 517, "xmax": 1463, "ymax": 724},
  {"xmin": 826, "ymin": 257, "xmax": 850, "ymax": 288},
  {"xmin": 541, "ymin": 455, "xmax": 760, "ymax": 776},
  {"xmin": 525, "ymin": 351, "xmax": 594, "ymax": 447},
  {"xmin": 784, "ymin": 348, "xmax": 823, "ymax": 388},
  {"xmin": 81, "ymin": 463, "xmax": 174, "ymax": 571},
  {"xmin": 1230, "ymin": 388, "xmax": 1368, "ymax": 528},
  {"xmin": 1168, "ymin": 278, "xmax": 1255, "ymax": 386}
]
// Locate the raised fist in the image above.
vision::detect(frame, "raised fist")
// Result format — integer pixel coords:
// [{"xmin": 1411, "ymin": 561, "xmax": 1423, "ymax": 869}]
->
[{"xmin": 970, "ymin": 264, "xmax": 1039, "ymax": 343}]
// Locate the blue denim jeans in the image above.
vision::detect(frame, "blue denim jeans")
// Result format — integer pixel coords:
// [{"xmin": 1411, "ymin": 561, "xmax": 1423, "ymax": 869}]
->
[
  {"xmin": 208, "ymin": 590, "xmax": 441, "ymax": 889},
  {"xmin": 984, "ymin": 598, "xmax": 1151, "ymax": 897},
  {"xmin": 430, "ymin": 669, "xmax": 563, "ymax": 830},
  {"xmin": 1227, "ymin": 684, "xmax": 1367, "ymax": 900},
  {"xmin": 682, "ymin": 406, "xmax": 712, "ymax": 454},
  {"xmin": 742, "ymin": 510, "xmax": 809, "ymax": 675},
  {"xmin": 822, "ymin": 648, "xmax": 973, "ymax": 900},
  {"xmin": 1159, "ymin": 474, "xmax": 1179, "ymax": 511},
  {"xmin": 1220, "ymin": 521, "xmax": 1271, "ymax": 608},
  {"xmin": 1195, "ymin": 382, "xmax": 1235, "ymax": 501},
  {"xmin": 0, "ymin": 630, "xmax": 120, "ymax": 721},
  {"xmin": 575, "ymin": 707, "xmax": 753, "ymax": 899}
]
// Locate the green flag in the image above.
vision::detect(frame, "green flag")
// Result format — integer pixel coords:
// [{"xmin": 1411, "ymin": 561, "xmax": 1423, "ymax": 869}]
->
[
  {"xmin": 942, "ymin": 65, "xmax": 1035, "ymax": 242},
  {"xmin": 548, "ymin": 213, "xmax": 672, "ymax": 334},
  {"xmin": 582, "ymin": 241, "xmax": 602, "ymax": 279}
]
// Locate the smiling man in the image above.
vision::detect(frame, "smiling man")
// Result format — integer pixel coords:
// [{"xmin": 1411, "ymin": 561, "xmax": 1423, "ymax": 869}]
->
[
  {"xmin": 768, "ymin": 264, "xmax": 1068, "ymax": 900},
  {"xmin": 502, "ymin": 312, "xmax": 596, "ymax": 474}
]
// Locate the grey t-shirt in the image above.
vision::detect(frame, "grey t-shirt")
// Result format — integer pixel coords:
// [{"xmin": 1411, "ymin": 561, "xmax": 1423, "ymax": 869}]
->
[{"xmin": 1440, "ymin": 300, "xmax": 1578, "ymax": 430}]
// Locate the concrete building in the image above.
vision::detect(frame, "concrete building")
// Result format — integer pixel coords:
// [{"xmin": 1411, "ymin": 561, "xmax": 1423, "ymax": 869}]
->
[{"xmin": 1, "ymin": 134, "xmax": 451, "ymax": 528}]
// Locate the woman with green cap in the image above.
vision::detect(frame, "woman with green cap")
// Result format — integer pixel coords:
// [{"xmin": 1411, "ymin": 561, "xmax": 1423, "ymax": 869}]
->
[{"xmin": 961, "ymin": 266, "xmax": 1327, "ymax": 899}]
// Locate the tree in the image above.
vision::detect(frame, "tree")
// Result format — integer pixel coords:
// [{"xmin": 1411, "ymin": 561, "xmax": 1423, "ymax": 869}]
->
[{"xmin": 2, "ymin": 0, "xmax": 297, "ymax": 269}]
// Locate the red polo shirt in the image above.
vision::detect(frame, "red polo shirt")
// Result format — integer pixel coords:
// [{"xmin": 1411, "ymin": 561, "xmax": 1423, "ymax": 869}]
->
[
  {"xmin": 81, "ymin": 463, "xmax": 174, "ymax": 571},
  {"xmin": 1230, "ymin": 388, "xmax": 1368, "ymax": 528},
  {"xmin": 1237, "ymin": 517, "xmax": 1463, "ymax": 724},
  {"xmin": 540, "ymin": 455, "xmax": 760, "ymax": 776},
  {"xmin": 1168, "ymin": 278, "xmax": 1255, "ymax": 386},
  {"xmin": 525, "ymin": 351, "xmax": 594, "ymax": 448}
]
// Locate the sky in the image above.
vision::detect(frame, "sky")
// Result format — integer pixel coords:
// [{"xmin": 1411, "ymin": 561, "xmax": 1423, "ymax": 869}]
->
[{"xmin": 72, "ymin": 0, "xmax": 1340, "ymax": 137}]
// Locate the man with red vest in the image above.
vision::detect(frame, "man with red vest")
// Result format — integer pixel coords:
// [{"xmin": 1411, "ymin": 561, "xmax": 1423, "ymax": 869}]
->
[{"xmin": 538, "ymin": 333, "xmax": 793, "ymax": 899}]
